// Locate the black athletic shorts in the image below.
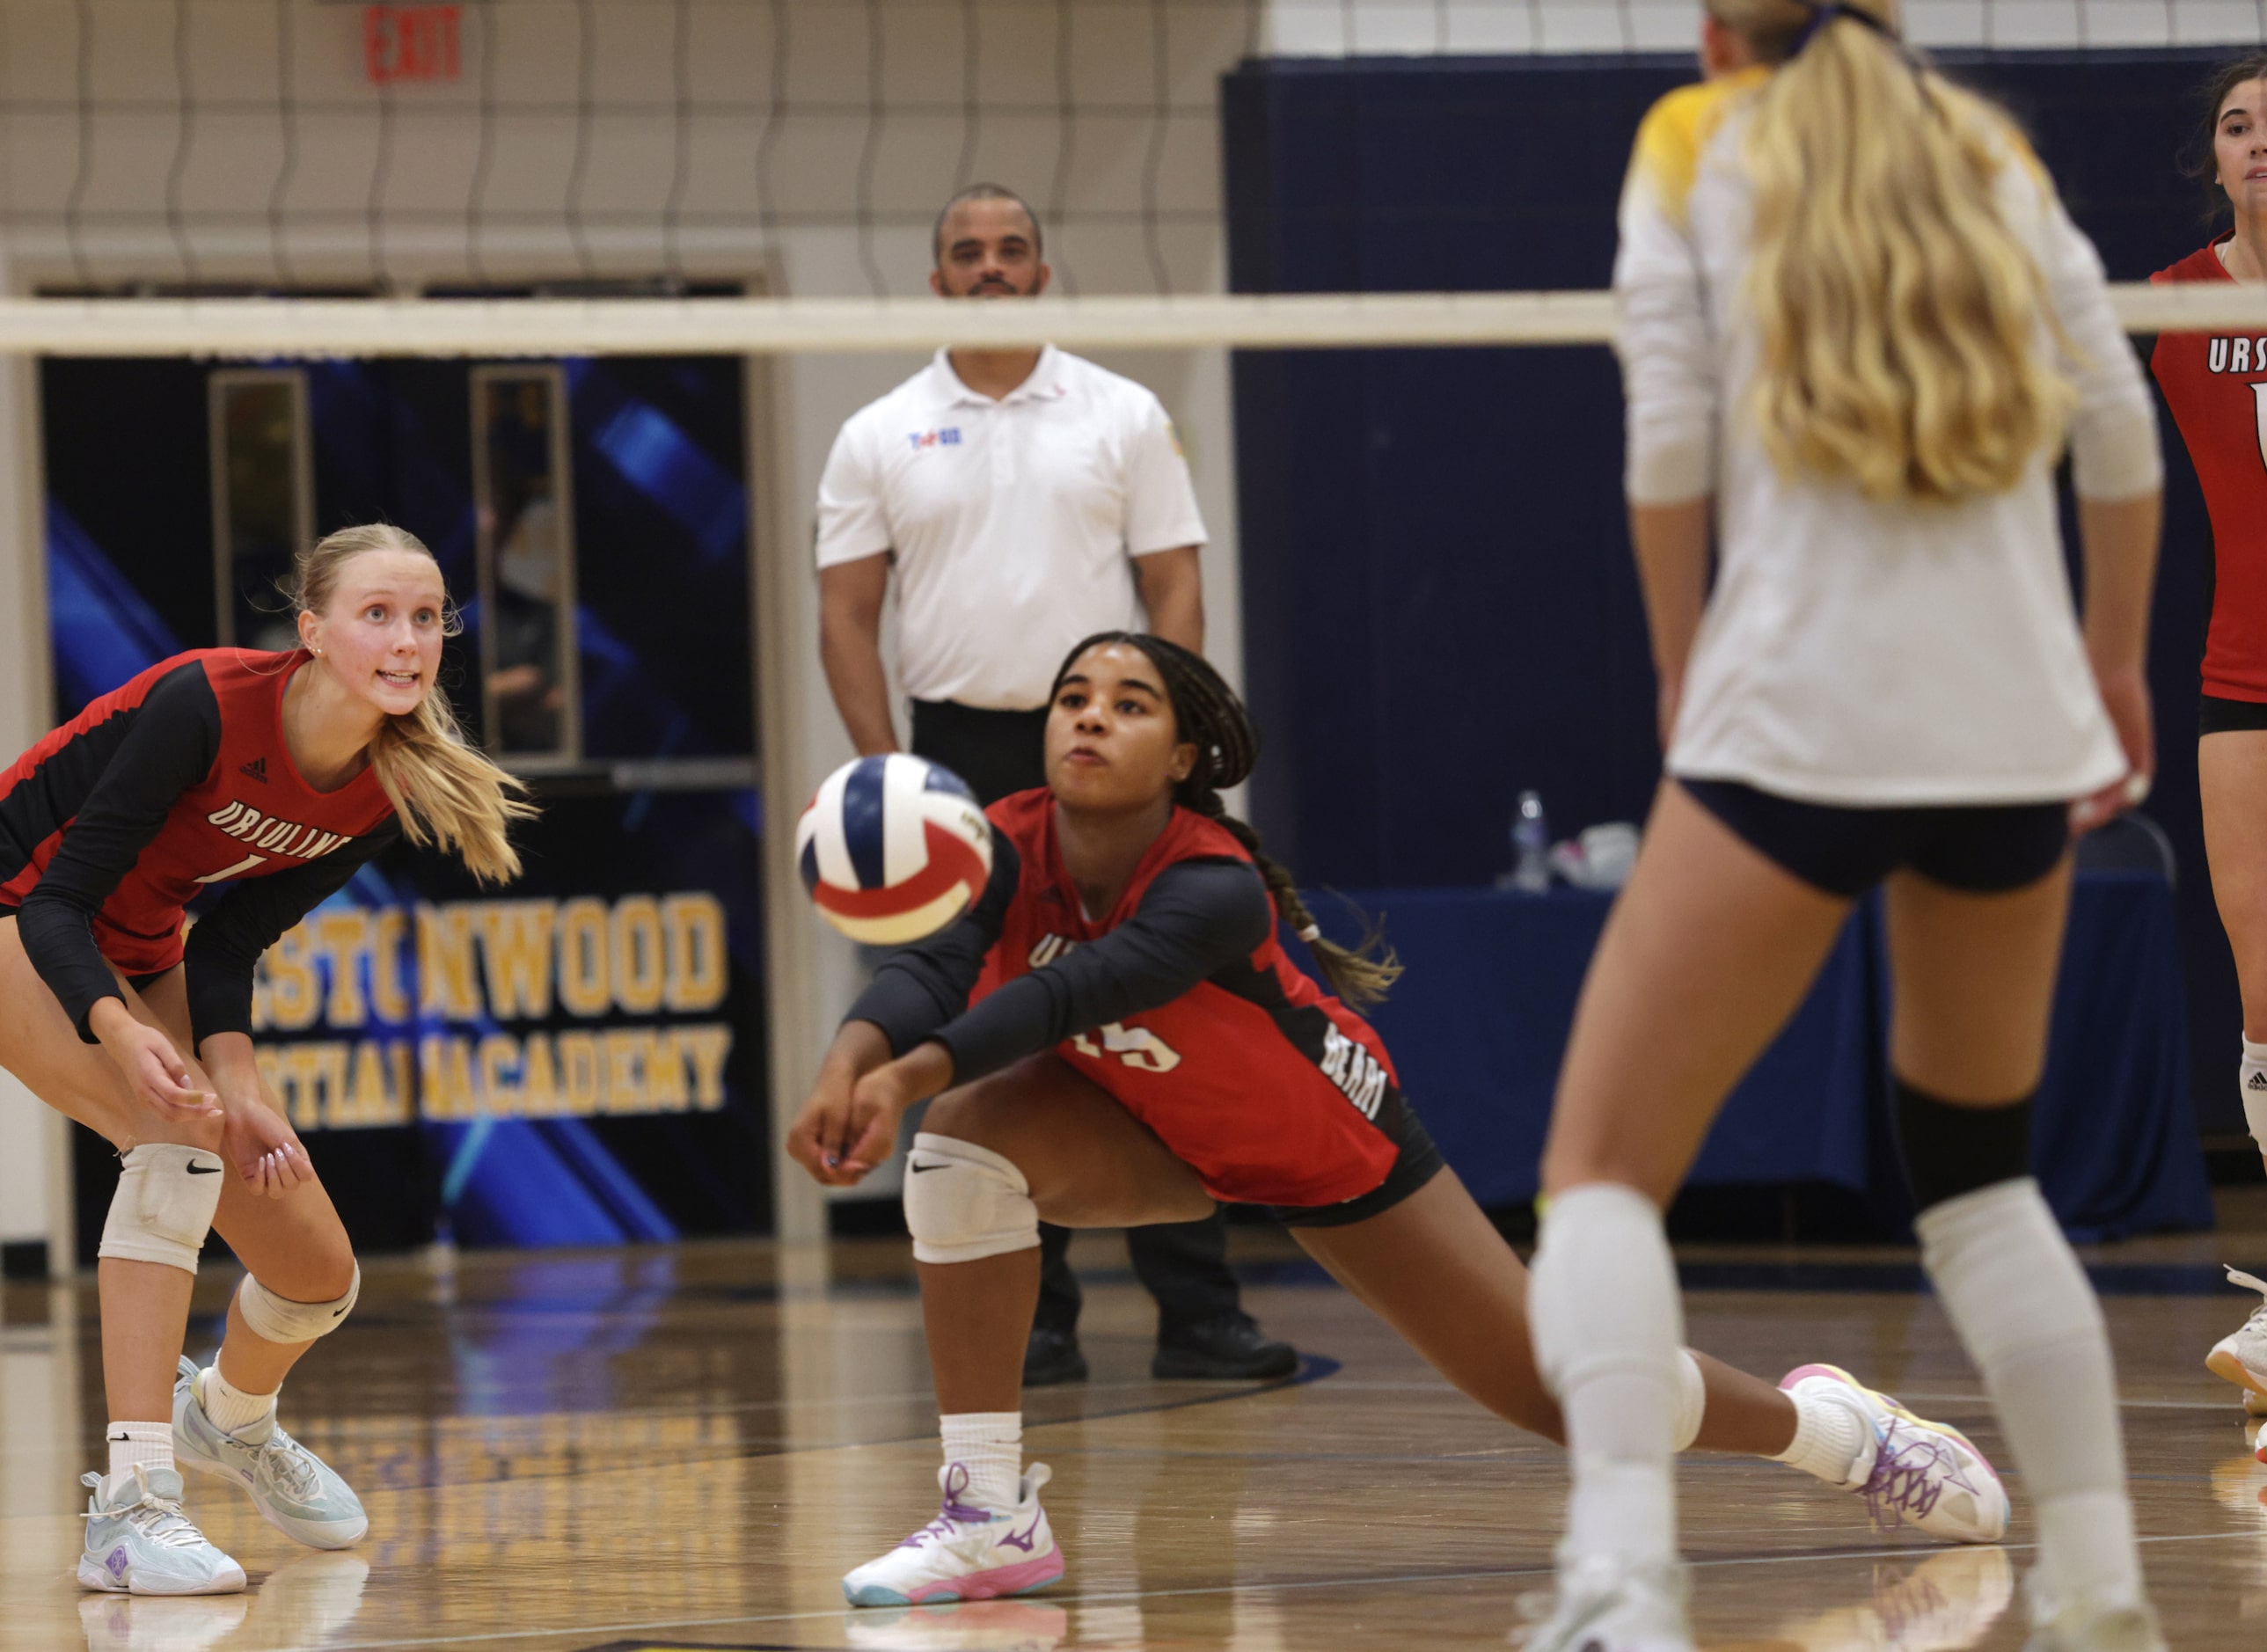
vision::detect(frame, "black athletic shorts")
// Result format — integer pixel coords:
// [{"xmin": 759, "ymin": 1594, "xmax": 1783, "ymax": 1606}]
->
[
  {"xmin": 0, "ymin": 902, "xmax": 172, "ymax": 994},
  {"xmin": 1267, "ymin": 1085, "xmax": 1445, "ymax": 1229},
  {"xmin": 1678, "ymin": 777, "xmax": 2071, "ymax": 900},
  {"xmin": 2199, "ymin": 694, "xmax": 2267, "ymax": 737}
]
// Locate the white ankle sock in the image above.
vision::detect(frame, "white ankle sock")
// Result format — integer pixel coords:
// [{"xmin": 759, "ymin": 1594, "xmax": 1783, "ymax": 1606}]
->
[
  {"xmin": 1531, "ymin": 1183, "xmax": 1683, "ymax": 1568},
  {"xmin": 201, "ymin": 1364, "xmax": 278, "ymax": 1436},
  {"xmin": 1771, "ymin": 1387, "xmax": 1867, "ymax": 1486},
  {"xmin": 2242, "ymin": 1037, "xmax": 2267, "ymax": 1153},
  {"xmin": 1916, "ymin": 1177, "xmax": 2140, "ymax": 1611},
  {"xmin": 940, "ymin": 1412, "xmax": 1022, "ymax": 1512},
  {"xmin": 106, "ymin": 1422, "xmax": 172, "ymax": 1483}
]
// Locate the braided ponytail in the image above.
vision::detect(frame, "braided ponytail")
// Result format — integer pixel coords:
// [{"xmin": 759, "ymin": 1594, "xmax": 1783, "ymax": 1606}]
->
[{"xmin": 1051, "ymin": 632, "xmax": 1401, "ymax": 1008}]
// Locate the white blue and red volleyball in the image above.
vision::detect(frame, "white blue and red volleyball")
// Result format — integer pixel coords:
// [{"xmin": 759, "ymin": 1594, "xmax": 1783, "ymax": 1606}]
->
[{"xmin": 795, "ymin": 756, "xmax": 994, "ymax": 945}]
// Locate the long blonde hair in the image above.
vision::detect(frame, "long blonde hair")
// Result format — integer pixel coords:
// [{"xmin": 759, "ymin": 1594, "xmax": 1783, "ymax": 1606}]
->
[
  {"xmin": 1719, "ymin": 0, "xmax": 2073, "ymax": 502},
  {"xmin": 291, "ymin": 524, "xmax": 536, "ymax": 883}
]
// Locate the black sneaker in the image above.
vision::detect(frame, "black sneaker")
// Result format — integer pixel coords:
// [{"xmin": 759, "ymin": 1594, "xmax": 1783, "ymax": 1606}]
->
[
  {"xmin": 1151, "ymin": 1317, "xmax": 1298, "ymax": 1381},
  {"xmin": 1022, "ymin": 1326, "xmax": 1089, "ymax": 1387}
]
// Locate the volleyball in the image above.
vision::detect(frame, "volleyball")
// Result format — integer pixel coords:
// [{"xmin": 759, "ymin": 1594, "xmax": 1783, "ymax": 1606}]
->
[{"xmin": 795, "ymin": 755, "xmax": 995, "ymax": 945}]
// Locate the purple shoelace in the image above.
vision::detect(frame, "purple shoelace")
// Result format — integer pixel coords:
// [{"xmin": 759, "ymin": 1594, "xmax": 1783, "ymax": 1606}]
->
[
  {"xmin": 897, "ymin": 1461, "xmax": 997, "ymax": 1550},
  {"xmin": 1859, "ymin": 1417, "xmax": 1976, "ymax": 1531}
]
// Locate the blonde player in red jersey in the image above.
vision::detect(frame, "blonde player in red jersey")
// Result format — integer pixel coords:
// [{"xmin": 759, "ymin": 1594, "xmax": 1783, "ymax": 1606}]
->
[{"xmin": 2150, "ymin": 52, "xmax": 2267, "ymax": 1423}]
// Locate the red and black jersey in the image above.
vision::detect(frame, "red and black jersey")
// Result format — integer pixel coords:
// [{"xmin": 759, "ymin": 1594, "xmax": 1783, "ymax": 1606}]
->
[
  {"xmin": 4, "ymin": 649, "xmax": 401, "ymax": 1049},
  {"xmin": 847, "ymin": 789, "xmax": 1405, "ymax": 1209},
  {"xmin": 2151, "ymin": 240, "xmax": 2267, "ymax": 701}
]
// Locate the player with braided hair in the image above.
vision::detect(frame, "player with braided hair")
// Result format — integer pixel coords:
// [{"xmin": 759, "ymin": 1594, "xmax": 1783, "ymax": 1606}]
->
[{"xmin": 786, "ymin": 632, "xmax": 2011, "ymax": 1609}]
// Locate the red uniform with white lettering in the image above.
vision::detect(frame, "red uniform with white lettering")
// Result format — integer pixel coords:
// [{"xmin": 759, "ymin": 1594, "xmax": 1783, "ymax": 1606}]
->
[
  {"xmin": 2152, "ymin": 240, "xmax": 2267, "ymax": 700},
  {"xmin": 0, "ymin": 648, "xmax": 402, "ymax": 1049},
  {"xmin": 971, "ymin": 789, "xmax": 1401, "ymax": 1208}
]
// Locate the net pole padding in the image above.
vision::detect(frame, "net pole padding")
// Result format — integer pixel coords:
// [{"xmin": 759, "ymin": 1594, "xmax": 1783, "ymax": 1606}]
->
[{"xmin": 0, "ymin": 284, "xmax": 2261, "ymax": 357}]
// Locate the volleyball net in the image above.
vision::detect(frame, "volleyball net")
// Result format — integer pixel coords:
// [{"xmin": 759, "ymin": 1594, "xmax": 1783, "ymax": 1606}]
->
[{"xmin": 6, "ymin": 282, "xmax": 2267, "ymax": 358}]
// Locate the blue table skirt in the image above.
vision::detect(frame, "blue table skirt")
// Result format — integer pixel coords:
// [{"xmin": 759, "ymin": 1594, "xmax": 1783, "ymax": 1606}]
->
[{"xmin": 1309, "ymin": 871, "xmax": 2213, "ymax": 1241}]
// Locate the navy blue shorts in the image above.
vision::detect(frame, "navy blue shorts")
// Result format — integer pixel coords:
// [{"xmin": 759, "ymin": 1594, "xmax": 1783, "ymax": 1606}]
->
[{"xmin": 1678, "ymin": 778, "xmax": 2070, "ymax": 900}]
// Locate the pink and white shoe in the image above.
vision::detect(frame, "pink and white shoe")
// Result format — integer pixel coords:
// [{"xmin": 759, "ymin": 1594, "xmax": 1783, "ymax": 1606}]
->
[
  {"xmin": 843, "ymin": 1462, "xmax": 1064, "ymax": 1607},
  {"xmin": 1780, "ymin": 1364, "xmax": 2009, "ymax": 1544}
]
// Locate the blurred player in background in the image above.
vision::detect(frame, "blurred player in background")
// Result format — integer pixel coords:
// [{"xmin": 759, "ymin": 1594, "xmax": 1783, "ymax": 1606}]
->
[
  {"xmin": 2147, "ymin": 51, "xmax": 2267, "ymax": 1419},
  {"xmin": 815, "ymin": 185, "xmax": 1295, "ymax": 1386},
  {"xmin": 1527, "ymin": 4, "xmax": 2165, "ymax": 1649}
]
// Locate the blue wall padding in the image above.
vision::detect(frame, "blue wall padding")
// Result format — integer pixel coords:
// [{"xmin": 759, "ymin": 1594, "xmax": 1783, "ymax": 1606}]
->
[{"xmin": 1225, "ymin": 48, "xmax": 2242, "ymax": 1131}]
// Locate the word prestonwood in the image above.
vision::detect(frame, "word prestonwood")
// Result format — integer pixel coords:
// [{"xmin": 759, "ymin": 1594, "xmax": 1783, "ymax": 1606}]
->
[{"xmin": 245, "ymin": 892, "xmax": 735, "ymax": 1132}]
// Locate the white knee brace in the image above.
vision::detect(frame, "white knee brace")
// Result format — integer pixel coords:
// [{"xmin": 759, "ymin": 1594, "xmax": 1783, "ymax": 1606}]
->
[
  {"xmin": 99, "ymin": 1144, "xmax": 225, "ymax": 1274},
  {"xmin": 904, "ymin": 1133, "xmax": 1040, "ymax": 1265},
  {"xmin": 237, "ymin": 1263, "xmax": 361, "ymax": 1344}
]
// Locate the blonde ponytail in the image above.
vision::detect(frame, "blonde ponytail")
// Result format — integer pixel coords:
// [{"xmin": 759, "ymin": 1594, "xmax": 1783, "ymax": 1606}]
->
[
  {"xmin": 1722, "ymin": 1, "xmax": 2073, "ymax": 502},
  {"xmin": 291, "ymin": 524, "xmax": 537, "ymax": 883}
]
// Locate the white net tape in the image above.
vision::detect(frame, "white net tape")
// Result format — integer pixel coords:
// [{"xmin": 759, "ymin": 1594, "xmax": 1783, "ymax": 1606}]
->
[{"xmin": 4, "ymin": 284, "xmax": 2264, "ymax": 357}]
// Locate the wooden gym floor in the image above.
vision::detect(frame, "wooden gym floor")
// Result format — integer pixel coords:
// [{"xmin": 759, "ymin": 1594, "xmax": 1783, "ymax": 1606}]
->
[{"xmin": 4, "ymin": 1214, "xmax": 2265, "ymax": 1651}]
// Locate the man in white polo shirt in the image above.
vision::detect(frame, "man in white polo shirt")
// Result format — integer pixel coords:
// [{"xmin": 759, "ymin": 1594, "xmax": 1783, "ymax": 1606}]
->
[{"xmin": 815, "ymin": 183, "xmax": 1295, "ymax": 1388}]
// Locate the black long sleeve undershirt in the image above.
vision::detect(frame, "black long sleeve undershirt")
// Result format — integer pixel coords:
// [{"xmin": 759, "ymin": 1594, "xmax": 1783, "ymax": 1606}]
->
[
  {"xmin": 845, "ymin": 827, "xmax": 1274, "ymax": 1086},
  {"xmin": 15, "ymin": 661, "xmax": 401, "ymax": 1049},
  {"xmin": 181, "ymin": 820, "xmax": 402, "ymax": 1050},
  {"xmin": 17, "ymin": 664, "xmax": 222, "ymax": 1043}
]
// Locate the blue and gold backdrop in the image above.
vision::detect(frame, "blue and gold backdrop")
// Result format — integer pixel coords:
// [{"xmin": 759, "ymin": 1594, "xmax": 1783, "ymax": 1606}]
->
[{"xmin": 41, "ymin": 351, "xmax": 771, "ymax": 1255}]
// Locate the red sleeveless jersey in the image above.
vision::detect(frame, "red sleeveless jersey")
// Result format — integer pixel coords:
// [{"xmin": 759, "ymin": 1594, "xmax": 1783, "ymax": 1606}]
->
[
  {"xmin": 972, "ymin": 790, "xmax": 1402, "ymax": 1207},
  {"xmin": 0, "ymin": 649, "xmax": 397, "ymax": 974},
  {"xmin": 2151, "ymin": 240, "xmax": 2267, "ymax": 700}
]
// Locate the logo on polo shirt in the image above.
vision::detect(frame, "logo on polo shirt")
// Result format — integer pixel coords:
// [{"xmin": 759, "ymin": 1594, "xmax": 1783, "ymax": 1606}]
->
[{"xmin": 908, "ymin": 427, "xmax": 963, "ymax": 450}]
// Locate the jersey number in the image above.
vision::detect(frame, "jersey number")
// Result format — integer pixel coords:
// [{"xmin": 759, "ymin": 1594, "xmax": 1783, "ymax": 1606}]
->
[
  {"xmin": 2255, "ymin": 382, "xmax": 2267, "ymax": 473},
  {"xmin": 195, "ymin": 853, "xmax": 268, "ymax": 884},
  {"xmin": 1071, "ymin": 1022, "xmax": 1182, "ymax": 1073}
]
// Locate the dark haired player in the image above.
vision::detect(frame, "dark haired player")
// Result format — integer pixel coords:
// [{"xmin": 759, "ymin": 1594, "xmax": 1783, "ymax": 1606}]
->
[
  {"xmin": 786, "ymin": 632, "xmax": 2008, "ymax": 1608},
  {"xmin": 2151, "ymin": 54, "xmax": 2267, "ymax": 1413}
]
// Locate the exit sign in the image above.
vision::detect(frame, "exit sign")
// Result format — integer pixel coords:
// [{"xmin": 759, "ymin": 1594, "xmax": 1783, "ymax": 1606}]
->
[{"xmin": 365, "ymin": 4, "xmax": 460, "ymax": 84}]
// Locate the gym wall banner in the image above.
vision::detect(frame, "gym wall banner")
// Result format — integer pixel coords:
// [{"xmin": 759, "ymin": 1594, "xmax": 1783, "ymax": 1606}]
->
[
  {"xmin": 41, "ymin": 349, "xmax": 772, "ymax": 1256},
  {"xmin": 247, "ymin": 787, "xmax": 772, "ymax": 1254}
]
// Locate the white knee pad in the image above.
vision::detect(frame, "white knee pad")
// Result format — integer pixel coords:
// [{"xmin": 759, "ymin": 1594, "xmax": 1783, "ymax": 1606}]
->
[
  {"xmin": 1671, "ymin": 1349, "xmax": 1706, "ymax": 1453},
  {"xmin": 99, "ymin": 1144, "xmax": 225, "ymax": 1274},
  {"xmin": 904, "ymin": 1133, "xmax": 1039, "ymax": 1265},
  {"xmin": 237, "ymin": 1263, "xmax": 361, "ymax": 1344}
]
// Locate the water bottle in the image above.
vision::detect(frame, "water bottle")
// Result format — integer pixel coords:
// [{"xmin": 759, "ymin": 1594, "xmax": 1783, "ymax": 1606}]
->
[{"xmin": 1511, "ymin": 790, "xmax": 1551, "ymax": 893}]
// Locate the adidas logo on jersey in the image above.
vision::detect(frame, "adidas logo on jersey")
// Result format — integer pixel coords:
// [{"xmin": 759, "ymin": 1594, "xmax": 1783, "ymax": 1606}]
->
[
  {"xmin": 238, "ymin": 756, "xmax": 268, "ymax": 783},
  {"xmin": 2249, "ymin": 1070, "xmax": 2267, "ymax": 1092},
  {"xmin": 205, "ymin": 800, "xmax": 353, "ymax": 861}
]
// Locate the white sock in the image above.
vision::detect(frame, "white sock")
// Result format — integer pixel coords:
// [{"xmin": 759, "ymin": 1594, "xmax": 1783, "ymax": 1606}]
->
[
  {"xmin": 106, "ymin": 1422, "xmax": 172, "ymax": 1485},
  {"xmin": 940, "ymin": 1411, "xmax": 1022, "ymax": 1513},
  {"xmin": 201, "ymin": 1364, "xmax": 279, "ymax": 1436},
  {"xmin": 1917, "ymin": 1178, "xmax": 2140, "ymax": 1611},
  {"xmin": 1530, "ymin": 1183, "xmax": 1684, "ymax": 1568},
  {"xmin": 2242, "ymin": 1036, "xmax": 2267, "ymax": 1153},
  {"xmin": 1771, "ymin": 1387, "xmax": 1867, "ymax": 1486}
]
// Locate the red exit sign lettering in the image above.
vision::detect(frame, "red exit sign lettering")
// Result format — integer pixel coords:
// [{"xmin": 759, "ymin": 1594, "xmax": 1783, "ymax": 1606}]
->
[{"xmin": 365, "ymin": 4, "xmax": 461, "ymax": 84}]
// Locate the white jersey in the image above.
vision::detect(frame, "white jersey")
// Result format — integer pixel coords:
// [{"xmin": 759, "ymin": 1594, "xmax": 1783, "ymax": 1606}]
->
[
  {"xmin": 1615, "ymin": 73, "xmax": 2161, "ymax": 806},
  {"xmin": 815, "ymin": 346, "xmax": 1208, "ymax": 712}
]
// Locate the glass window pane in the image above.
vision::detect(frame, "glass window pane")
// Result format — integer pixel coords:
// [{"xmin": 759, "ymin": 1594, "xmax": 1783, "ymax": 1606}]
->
[
  {"xmin": 473, "ymin": 368, "xmax": 578, "ymax": 762},
  {"xmin": 211, "ymin": 372, "xmax": 311, "ymax": 651}
]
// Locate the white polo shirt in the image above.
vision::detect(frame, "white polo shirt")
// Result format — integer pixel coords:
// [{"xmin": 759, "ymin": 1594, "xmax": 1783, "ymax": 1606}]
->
[{"xmin": 815, "ymin": 345, "xmax": 1208, "ymax": 710}]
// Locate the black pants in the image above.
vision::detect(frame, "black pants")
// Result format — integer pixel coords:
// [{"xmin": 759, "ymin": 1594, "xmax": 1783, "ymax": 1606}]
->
[{"xmin": 910, "ymin": 698, "xmax": 1245, "ymax": 1340}]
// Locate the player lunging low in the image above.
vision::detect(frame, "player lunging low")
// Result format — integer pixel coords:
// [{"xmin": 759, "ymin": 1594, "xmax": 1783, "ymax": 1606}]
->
[
  {"xmin": 788, "ymin": 632, "xmax": 2008, "ymax": 1611},
  {"xmin": 8, "ymin": 524, "xmax": 532, "ymax": 1594}
]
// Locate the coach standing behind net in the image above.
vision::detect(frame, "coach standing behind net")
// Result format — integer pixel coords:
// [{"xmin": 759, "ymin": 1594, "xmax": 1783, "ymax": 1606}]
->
[{"xmin": 814, "ymin": 184, "xmax": 1297, "ymax": 1387}]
